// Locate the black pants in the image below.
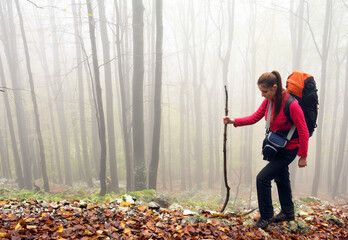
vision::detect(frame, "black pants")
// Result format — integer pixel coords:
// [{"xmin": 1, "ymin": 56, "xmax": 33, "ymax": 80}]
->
[{"xmin": 256, "ymin": 148, "xmax": 299, "ymax": 219}]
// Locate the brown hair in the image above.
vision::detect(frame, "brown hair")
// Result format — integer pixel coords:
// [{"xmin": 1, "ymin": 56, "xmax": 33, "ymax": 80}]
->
[{"xmin": 257, "ymin": 70, "xmax": 284, "ymax": 120}]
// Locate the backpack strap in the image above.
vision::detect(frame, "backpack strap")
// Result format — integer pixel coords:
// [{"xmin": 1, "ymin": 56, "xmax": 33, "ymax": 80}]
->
[
  {"xmin": 265, "ymin": 100, "xmax": 272, "ymax": 133},
  {"xmin": 284, "ymin": 95, "xmax": 296, "ymax": 124},
  {"xmin": 284, "ymin": 95, "xmax": 297, "ymax": 140},
  {"xmin": 266, "ymin": 98, "xmax": 297, "ymax": 140},
  {"xmin": 286, "ymin": 125, "xmax": 296, "ymax": 141}
]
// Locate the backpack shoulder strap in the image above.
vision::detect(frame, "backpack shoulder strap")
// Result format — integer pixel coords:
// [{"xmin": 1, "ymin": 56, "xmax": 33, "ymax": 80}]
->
[
  {"xmin": 284, "ymin": 94, "xmax": 297, "ymax": 140},
  {"xmin": 265, "ymin": 100, "xmax": 272, "ymax": 132},
  {"xmin": 284, "ymin": 95, "xmax": 296, "ymax": 124}
]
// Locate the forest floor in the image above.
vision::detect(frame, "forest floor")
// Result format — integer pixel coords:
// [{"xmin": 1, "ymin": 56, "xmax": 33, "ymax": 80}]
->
[{"xmin": 0, "ymin": 180, "xmax": 347, "ymax": 239}]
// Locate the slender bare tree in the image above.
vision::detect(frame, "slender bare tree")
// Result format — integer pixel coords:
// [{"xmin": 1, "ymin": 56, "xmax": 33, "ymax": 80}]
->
[
  {"xmin": 49, "ymin": 4, "xmax": 72, "ymax": 186},
  {"xmin": 312, "ymin": 0, "xmax": 332, "ymax": 196},
  {"xmin": 71, "ymin": 0, "xmax": 93, "ymax": 187},
  {"xmin": 148, "ymin": 0, "xmax": 163, "ymax": 190},
  {"xmin": 0, "ymin": 54, "xmax": 22, "ymax": 186},
  {"xmin": 2, "ymin": 1, "xmax": 32, "ymax": 189},
  {"xmin": 115, "ymin": 0, "xmax": 134, "ymax": 191},
  {"xmin": 86, "ymin": 0, "xmax": 107, "ymax": 196},
  {"xmin": 132, "ymin": 0, "xmax": 147, "ymax": 190},
  {"xmin": 14, "ymin": 0, "xmax": 49, "ymax": 192},
  {"xmin": 98, "ymin": 0, "xmax": 119, "ymax": 193},
  {"xmin": 332, "ymin": 40, "xmax": 348, "ymax": 198}
]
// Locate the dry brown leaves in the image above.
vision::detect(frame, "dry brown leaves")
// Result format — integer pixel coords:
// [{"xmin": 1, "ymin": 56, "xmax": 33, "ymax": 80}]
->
[{"xmin": 0, "ymin": 199, "xmax": 347, "ymax": 239}]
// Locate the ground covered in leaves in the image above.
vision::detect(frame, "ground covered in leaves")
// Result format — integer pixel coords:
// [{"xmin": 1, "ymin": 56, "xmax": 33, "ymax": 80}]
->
[{"xmin": 0, "ymin": 190, "xmax": 347, "ymax": 239}]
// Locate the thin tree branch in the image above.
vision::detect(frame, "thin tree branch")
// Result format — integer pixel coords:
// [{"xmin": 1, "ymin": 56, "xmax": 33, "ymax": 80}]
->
[
  {"xmin": 25, "ymin": 0, "xmax": 66, "ymax": 11},
  {"xmin": 221, "ymin": 85, "xmax": 230, "ymax": 213}
]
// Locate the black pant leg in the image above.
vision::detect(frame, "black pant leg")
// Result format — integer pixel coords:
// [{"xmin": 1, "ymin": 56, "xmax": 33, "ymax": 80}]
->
[{"xmin": 256, "ymin": 148, "xmax": 298, "ymax": 219}]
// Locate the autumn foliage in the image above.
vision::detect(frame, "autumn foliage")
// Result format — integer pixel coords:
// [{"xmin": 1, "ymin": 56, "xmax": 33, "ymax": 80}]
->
[{"xmin": 0, "ymin": 197, "xmax": 347, "ymax": 239}]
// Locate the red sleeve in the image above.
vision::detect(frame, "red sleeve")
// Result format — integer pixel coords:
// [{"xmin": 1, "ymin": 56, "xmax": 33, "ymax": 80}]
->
[
  {"xmin": 234, "ymin": 99, "xmax": 268, "ymax": 127},
  {"xmin": 289, "ymin": 101, "xmax": 309, "ymax": 157}
]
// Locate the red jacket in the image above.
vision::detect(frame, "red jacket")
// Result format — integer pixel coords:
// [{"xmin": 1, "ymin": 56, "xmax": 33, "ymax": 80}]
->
[{"xmin": 234, "ymin": 93, "xmax": 309, "ymax": 157}]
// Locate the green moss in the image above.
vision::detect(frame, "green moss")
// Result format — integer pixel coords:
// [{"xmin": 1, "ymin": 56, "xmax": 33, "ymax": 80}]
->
[
  {"xmin": 125, "ymin": 189, "xmax": 156, "ymax": 199},
  {"xmin": 285, "ymin": 219, "xmax": 309, "ymax": 234},
  {"xmin": 299, "ymin": 197, "xmax": 321, "ymax": 204},
  {"xmin": 323, "ymin": 214, "xmax": 345, "ymax": 228}
]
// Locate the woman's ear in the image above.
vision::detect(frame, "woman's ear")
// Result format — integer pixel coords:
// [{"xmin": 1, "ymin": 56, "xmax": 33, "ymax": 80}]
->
[{"xmin": 273, "ymin": 84, "xmax": 277, "ymax": 91}]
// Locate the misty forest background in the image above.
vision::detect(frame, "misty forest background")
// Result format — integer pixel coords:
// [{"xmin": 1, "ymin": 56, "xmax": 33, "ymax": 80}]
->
[{"xmin": 0, "ymin": 0, "xmax": 347, "ymax": 201}]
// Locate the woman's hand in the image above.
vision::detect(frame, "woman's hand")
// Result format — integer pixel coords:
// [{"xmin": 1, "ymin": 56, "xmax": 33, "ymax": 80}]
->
[
  {"xmin": 223, "ymin": 116, "xmax": 235, "ymax": 125},
  {"xmin": 298, "ymin": 157, "xmax": 307, "ymax": 168}
]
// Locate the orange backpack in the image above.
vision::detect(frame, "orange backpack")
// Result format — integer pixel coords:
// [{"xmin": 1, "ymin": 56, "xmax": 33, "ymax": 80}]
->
[{"xmin": 285, "ymin": 70, "xmax": 319, "ymax": 137}]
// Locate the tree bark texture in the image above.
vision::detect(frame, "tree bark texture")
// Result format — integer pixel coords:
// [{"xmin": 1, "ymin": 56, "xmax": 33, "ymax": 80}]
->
[
  {"xmin": 148, "ymin": 0, "xmax": 163, "ymax": 190},
  {"xmin": 86, "ymin": 0, "xmax": 107, "ymax": 196},
  {"xmin": 132, "ymin": 0, "xmax": 147, "ymax": 191},
  {"xmin": 98, "ymin": 0, "xmax": 119, "ymax": 193}
]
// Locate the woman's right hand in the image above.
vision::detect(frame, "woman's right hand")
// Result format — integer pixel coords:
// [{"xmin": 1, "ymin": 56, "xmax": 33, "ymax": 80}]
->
[{"xmin": 223, "ymin": 116, "xmax": 235, "ymax": 125}]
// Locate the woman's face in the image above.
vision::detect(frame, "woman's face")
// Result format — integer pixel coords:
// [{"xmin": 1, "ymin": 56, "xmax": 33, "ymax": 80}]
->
[{"xmin": 258, "ymin": 84, "xmax": 277, "ymax": 100}]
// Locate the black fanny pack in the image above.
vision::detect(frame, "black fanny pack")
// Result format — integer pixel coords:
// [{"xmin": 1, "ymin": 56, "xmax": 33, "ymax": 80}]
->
[
  {"xmin": 262, "ymin": 132, "xmax": 288, "ymax": 161},
  {"xmin": 263, "ymin": 101, "xmax": 296, "ymax": 161}
]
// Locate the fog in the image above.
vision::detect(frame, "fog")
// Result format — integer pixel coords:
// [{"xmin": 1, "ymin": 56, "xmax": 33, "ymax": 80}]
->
[{"xmin": 0, "ymin": 0, "xmax": 347, "ymax": 200}]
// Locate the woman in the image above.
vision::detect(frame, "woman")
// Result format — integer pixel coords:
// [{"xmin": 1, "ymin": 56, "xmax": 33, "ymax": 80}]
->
[{"xmin": 223, "ymin": 71, "xmax": 309, "ymax": 229}]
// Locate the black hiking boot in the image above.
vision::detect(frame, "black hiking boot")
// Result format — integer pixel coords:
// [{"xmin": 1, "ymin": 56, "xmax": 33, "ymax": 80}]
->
[
  {"xmin": 255, "ymin": 216, "xmax": 273, "ymax": 229},
  {"xmin": 273, "ymin": 211, "xmax": 295, "ymax": 222}
]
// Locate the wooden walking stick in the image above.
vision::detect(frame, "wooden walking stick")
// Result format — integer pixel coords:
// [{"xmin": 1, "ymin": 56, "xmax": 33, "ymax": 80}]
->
[{"xmin": 220, "ymin": 85, "xmax": 230, "ymax": 213}]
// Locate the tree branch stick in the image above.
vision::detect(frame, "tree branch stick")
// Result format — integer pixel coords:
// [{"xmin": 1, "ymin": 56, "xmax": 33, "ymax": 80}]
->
[{"xmin": 220, "ymin": 85, "xmax": 231, "ymax": 212}]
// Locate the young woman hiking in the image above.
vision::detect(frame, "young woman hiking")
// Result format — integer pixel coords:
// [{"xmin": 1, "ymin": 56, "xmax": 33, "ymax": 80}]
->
[{"xmin": 223, "ymin": 71, "xmax": 309, "ymax": 229}]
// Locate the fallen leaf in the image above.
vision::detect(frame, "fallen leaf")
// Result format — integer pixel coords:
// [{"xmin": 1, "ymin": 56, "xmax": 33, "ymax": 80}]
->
[
  {"xmin": 124, "ymin": 228, "xmax": 131, "ymax": 234},
  {"xmin": 15, "ymin": 219, "xmax": 27, "ymax": 231},
  {"xmin": 56, "ymin": 224, "xmax": 64, "ymax": 233},
  {"xmin": 0, "ymin": 233, "xmax": 8, "ymax": 238}
]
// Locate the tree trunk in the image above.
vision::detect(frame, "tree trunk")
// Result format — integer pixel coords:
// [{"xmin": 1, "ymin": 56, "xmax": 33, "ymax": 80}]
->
[
  {"xmin": 2, "ymin": 1, "xmax": 32, "ymax": 189},
  {"xmin": 86, "ymin": 0, "xmax": 108, "ymax": 196},
  {"xmin": 332, "ymin": 40, "xmax": 348, "ymax": 198},
  {"xmin": 167, "ymin": 88, "xmax": 173, "ymax": 192},
  {"xmin": 84, "ymin": 61, "xmax": 100, "ymax": 179},
  {"xmin": 189, "ymin": 1, "xmax": 203, "ymax": 190},
  {"xmin": 49, "ymin": 6, "xmax": 72, "ymax": 186},
  {"xmin": 71, "ymin": 0, "xmax": 93, "ymax": 187},
  {"xmin": 0, "ymin": 55, "xmax": 21, "ymax": 184},
  {"xmin": 35, "ymin": 20, "xmax": 62, "ymax": 184},
  {"xmin": 14, "ymin": 0, "xmax": 50, "ymax": 192},
  {"xmin": 207, "ymin": 86, "xmax": 214, "ymax": 189},
  {"xmin": 0, "ymin": 129, "xmax": 11, "ymax": 179},
  {"xmin": 72, "ymin": 117, "xmax": 85, "ymax": 181},
  {"xmin": 179, "ymin": 9, "xmax": 190, "ymax": 191},
  {"xmin": 244, "ymin": 0, "xmax": 256, "ymax": 185},
  {"xmin": 132, "ymin": 0, "xmax": 147, "ymax": 191},
  {"xmin": 312, "ymin": 0, "xmax": 332, "ymax": 197},
  {"xmin": 97, "ymin": 0, "xmax": 119, "ymax": 193},
  {"xmin": 289, "ymin": 0, "xmax": 304, "ymax": 191},
  {"xmin": 161, "ymin": 130, "xmax": 166, "ymax": 189},
  {"xmin": 148, "ymin": 0, "xmax": 163, "ymax": 190},
  {"xmin": 179, "ymin": 82, "xmax": 186, "ymax": 191},
  {"xmin": 146, "ymin": 0, "xmax": 156, "ymax": 168},
  {"xmin": 327, "ymin": 55, "xmax": 343, "ymax": 193},
  {"xmin": 115, "ymin": 0, "xmax": 133, "ymax": 192}
]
